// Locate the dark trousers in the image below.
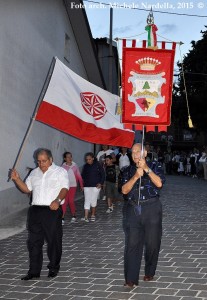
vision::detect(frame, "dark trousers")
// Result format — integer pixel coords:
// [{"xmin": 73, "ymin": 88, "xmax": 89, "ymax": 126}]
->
[
  {"xmin": 27, "ymin": 206, "xmax": 62, "ymax": 275},
  {"xmin": 123, "ymin": 198, "xmax": 162, "ymax": 285}
]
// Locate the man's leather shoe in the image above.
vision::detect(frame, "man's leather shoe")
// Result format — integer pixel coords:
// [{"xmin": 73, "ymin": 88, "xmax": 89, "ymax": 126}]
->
[
  {"xmin": 48, "ymin": 270, "xmax": 58, "ymax": 278},
  {"xmin": 21, "ymin": 273, "xmax": 40, "ymax": 280},
  {"xmin": 143, "ymin": 275, "xmax": 154, "ymax": 281},
  {"xmin": 124, "ymin": 281, "xmax": 138, "ymax": 288}
]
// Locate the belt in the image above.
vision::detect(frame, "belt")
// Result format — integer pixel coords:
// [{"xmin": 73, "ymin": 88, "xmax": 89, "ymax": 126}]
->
[
  {"xmin": 126, "ymin": 196, "xmax": 158, "ymax": 206},
  {"xmin": 32, "ymin": 205, "xmax": 49, "ymax": 208},
  {"xmin": 139, "ymin": 196, "xmax": 158, "ymax": 204},
  {"xmin": 31, "ymin": 205, "xmax": 62, "ymax": 212}
]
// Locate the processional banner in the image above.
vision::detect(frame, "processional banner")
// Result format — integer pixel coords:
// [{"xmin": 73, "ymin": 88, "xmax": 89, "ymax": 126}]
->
[{"xmin": 122, "ymin": 43, "xmax": 175, "ymax": 131}]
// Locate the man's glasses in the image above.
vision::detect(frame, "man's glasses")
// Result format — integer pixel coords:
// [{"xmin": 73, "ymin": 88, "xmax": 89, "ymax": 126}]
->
[{"xmin": 37, "ymin": 159, "xmax": 49, "ymax": 164}]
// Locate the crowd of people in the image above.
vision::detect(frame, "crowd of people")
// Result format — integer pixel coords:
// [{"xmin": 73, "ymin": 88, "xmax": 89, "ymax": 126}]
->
[
  {"xmin": 146, "ymin": 145, "xmax": 207, "ymax": 180},
  {"xmin": 9, "ymin": 142, "xmax": 206, "ymax": 286},
  {"xmin": 58, "ymin": 143, "xmax": 207, "ymax": 226}
]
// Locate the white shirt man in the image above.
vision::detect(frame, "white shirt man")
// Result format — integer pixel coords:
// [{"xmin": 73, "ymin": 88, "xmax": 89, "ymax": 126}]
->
[
  {"xmin": 26, "ymin": 163, "xmax": 69, "ymax": 206},
  {"xmin": 10, "ymin": 148, "xmax": 69, "ymax": 281}
]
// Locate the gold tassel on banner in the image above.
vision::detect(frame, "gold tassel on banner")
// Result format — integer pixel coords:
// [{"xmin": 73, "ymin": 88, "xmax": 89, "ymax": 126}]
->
[
  {"xmin": 116, "ymin": 103, "xmax": 122, "ymax": 115},
  {"xmin": 188, "ymin": 115, "xmax": 194, "ymax": 128}
]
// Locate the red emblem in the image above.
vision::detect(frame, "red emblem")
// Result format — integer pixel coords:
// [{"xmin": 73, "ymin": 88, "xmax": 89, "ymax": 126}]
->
[{"xmin": 80, "ymin": 92, "xmax": 107, "ymax": 120}]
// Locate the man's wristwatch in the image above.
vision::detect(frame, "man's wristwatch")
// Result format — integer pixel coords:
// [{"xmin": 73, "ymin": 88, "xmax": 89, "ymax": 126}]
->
[
  {"xmin": 56, "ymin": 198, "xmax": 62, "ymax": 204},
  {"xmin": 145, "ymin": 168, "xmax": 152, "ymax": 175}
]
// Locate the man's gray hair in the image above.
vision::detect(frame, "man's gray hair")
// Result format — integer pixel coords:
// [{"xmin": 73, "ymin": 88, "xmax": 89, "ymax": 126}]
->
[
  {"xmin": 132, "ymin": 143, "xmax": 146, "ymax": 150},
  {"xmin": 34, "ymin": 148, "xmax": 53, "ymax": 160}
]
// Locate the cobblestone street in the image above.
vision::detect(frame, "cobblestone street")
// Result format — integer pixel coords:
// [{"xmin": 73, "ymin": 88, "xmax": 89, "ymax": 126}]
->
[{"xmin": 0, "ymin": 175, "xmax": 207, "ymax": 300}]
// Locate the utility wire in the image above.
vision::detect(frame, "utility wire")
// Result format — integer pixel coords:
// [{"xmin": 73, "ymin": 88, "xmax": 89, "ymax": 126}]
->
[{"xmin": 83, "ymin": 0, "xmax": 207, "ymax": 18}]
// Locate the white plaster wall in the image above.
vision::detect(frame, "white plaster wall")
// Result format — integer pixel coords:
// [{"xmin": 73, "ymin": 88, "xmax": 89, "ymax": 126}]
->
[{"xmin": 0, "ymin": 0, "xmax": 94, "ymax": 217}]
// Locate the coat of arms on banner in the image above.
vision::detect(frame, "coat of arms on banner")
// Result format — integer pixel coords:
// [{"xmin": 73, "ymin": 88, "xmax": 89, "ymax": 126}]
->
[
  {"xmin": 122, "ymin": 47, "xmax": 175, "ymax": 126},
  {"xmin": 128, "ymin": 59, "xmax": 166, "ymax": 118}
]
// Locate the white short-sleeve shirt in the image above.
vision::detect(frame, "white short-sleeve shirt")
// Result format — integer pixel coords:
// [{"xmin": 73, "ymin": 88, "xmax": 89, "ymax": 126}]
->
[
  {"xmin": 26, "ymin": 163, "xmax": 69, "ymax": 206},
  {"xmin": 119, "ymin": 154, "xmax": 130, "ymax": 169}
]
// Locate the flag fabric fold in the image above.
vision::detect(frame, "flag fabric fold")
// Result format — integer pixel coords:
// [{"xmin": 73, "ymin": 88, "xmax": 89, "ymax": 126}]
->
[{"xmin": 35, "ymin": 57, "xmax": 134, "ymax": 148}]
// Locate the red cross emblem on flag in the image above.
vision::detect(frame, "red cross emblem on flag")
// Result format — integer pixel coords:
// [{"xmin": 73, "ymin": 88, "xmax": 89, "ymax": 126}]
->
[{"xmin": 80, "ymin": 92, "xmax": 107, "ymax": 120}]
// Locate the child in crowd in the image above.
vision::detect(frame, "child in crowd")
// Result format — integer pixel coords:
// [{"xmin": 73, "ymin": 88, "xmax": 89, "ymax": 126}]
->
[
  {"xmin": 104, "ymin": 155, "xmax": 120, "ymax": 213},
  {"xmin": 62, "ymin": 152, "xmax": 83, "ymax": 224},
  {"xmin": 177, "ymin": 157, "xmax": 184, "ymax": 175},
  {"xmin": 96, "ymin": 145, "xmax": 116, "ymax": 201}
]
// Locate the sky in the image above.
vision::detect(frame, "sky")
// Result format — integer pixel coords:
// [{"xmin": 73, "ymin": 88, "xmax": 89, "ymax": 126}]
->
[{"xmin": 83, "ymin": 0, "xmax": 207, "ymax": 74}]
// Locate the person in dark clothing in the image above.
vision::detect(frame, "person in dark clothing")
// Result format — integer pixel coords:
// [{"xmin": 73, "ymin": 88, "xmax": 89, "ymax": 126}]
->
[
  {"xmin": 121, "ymin": 143, "xmax": 165, "ymax": 288},
  {"xmin": 104, "ymin": 155, "xmax": 120, "ymax": 213},
  {"xmin": 190, "ymin": 152, "xmax": 197, "ymax": 178},
  {"xmin": 81, "ymin": 152, "xmax": 105, "ymax": 222}
]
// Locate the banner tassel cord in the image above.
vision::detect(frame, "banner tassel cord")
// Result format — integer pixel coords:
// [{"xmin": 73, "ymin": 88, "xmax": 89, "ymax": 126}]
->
[{"xmin": 179, "ymin": 45, "xmax": 194, "ymax": 128}]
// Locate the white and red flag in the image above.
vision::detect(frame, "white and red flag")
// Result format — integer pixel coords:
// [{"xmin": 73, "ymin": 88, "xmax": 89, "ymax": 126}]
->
[{"xmin": 35, "ymin": 58, "xmax": 134, "ymax": 147}]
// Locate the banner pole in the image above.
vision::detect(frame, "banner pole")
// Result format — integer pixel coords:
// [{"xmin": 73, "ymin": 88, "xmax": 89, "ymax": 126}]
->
[
  {"xmin": 8, "ymin": 57, "xmax": 56, "ymax": 181},
  {"xmin": 137, "ymin": 125, "xmax": 145, "ymax": 212}
]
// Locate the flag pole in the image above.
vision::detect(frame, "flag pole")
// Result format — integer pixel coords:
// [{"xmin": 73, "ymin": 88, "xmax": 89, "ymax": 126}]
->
[
  {"xmin": 137, "ymin": 125, "xmax": 145, "ymax": 213},
  {"xmin": 109, "ymin": 7, "xmax": 113, "ymax": 93},
  {"xmin": 8, "ymin": 57, "xmax": 56, "ymax": 181},
  {"xmin": 141, "ymin": 125, "xmax": 145, "ymax": 157}
]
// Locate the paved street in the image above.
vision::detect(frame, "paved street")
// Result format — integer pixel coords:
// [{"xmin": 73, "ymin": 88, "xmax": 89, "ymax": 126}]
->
[{"xmin": 0, "ymin": 175, "xmax": 207, "ymax": 300}]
